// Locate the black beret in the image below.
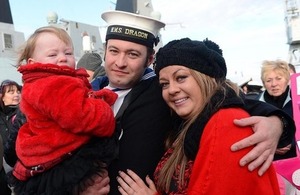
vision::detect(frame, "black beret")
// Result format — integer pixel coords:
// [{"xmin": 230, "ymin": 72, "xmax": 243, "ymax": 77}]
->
[{"xmin": 155, "ymin": 38, "xmax": 227, "ymax": 79}]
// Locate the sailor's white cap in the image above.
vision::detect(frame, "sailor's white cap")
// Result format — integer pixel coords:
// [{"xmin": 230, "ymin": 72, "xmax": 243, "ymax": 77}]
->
[
  {"xmin": 247, "ymin": 80, "xmax": 263, "ymax": 87},
  {"xmin": 101, "ymin": 10, "xmax": 165, "ymax": 48}
]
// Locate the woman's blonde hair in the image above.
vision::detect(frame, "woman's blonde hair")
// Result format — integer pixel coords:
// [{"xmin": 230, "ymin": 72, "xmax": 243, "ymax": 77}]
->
[
  {"xmin": 17, "ymin": 26, "xmax": 73, "ymax": 66},
  {"xmin": 260, "ymin": 59, "xmax": 290, "ymax": 85},
  {"xmin": 156, "ymin": 69, "xmax": 240, "ymax": 192}
]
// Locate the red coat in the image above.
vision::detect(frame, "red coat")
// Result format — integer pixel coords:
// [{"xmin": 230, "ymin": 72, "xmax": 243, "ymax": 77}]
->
[
  {"xmin": 188, "ymin": 108, "xmax": 280, "ymax": 194},
  {"xmin": 16, "ymin": 63, "xmax": 116, "ymax": 167},
  {"xmin": 155, "ymin": 108, "xmax": 280, "ymax": 194}
]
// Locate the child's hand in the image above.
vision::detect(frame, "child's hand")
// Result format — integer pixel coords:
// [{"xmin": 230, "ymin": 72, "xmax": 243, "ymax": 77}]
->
[
  {"xmin": 92, "ymin": 89, "xmax": 118, "ymax": 106},
  {"xmin": 79, "ymin": 170, "xmax": 110, "ymax": 195}
]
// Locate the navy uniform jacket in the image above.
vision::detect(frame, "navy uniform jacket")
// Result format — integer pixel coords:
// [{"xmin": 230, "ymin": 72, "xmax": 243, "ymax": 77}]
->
[{"xmin": 92, "ymin": 73, "xmax": 172, "ymax": 195}]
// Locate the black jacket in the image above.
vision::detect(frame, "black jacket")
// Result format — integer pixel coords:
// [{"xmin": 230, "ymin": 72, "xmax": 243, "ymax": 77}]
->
[
  {"xmin": 258, "ymin": 86, "xmax": 296, "ymax": 160},
  {"xmin": 4, "ymin": 108, "xmax": 26, "ymax": 167},
  {"xmin": 0, "ymin": 105, "xmax": 16, "ymax": 195},
  {"xmin": 105, "ymin": 76, "xmax": 172, "ymax": 195},
  {"xmin": 0, "ymin": 105, "xmax": 18, "ymax": 146}
]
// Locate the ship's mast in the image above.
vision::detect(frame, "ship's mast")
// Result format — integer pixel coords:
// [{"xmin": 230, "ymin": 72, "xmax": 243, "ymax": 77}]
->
[
  {"xmin": 285, "ymin": 0, "xmax": 300, "ymax": 71},
  {"xmin": 114, "ymin": 0, "xmax": 163, "ymax": 51},
  {"xmin": 115, "ymin": 0, "xmax": 155, "ymax": 17},
  {"xmin": 116, "ymin": 0, "xmax": 136, "ymax": 13},
  {"xmin": 0, "ymin": 0, "xmax": 13, "ymax": 24}
]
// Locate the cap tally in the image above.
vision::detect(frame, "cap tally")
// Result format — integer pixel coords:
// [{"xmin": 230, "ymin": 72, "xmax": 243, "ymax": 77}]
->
[{"xmin": 101, "ymin": 10, "xmax": 165, "ymax": 48}]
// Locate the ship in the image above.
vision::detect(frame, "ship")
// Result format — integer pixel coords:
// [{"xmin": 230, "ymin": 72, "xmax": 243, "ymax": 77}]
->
[
  {"xmin": 0, "ymin": 0, "xmax": 25, "ymax": 84},
  {"xmin": 0, "ymin": 0, "xmax": 162, "ymax": 84}
]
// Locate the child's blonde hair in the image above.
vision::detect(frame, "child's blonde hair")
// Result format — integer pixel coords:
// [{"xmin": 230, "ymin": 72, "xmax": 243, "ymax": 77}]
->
[{"xmin": 17, "ymin": 26, "xmax": 73, "ymax": 66}]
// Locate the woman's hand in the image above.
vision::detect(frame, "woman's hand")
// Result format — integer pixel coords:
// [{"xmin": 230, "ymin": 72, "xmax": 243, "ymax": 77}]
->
[
  {"xmin": 276, "ymin": 144, "xmax": 292, "ymax": 155},
  {"xmin": 117, "ymin": 169, "xmax": 158, "ymax": 195}
]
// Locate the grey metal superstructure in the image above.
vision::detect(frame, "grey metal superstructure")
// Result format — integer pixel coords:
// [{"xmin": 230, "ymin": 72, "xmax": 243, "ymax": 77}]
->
[{"xmin": 0, "ymin": 0, "xmax": 25, "ymax": 83}]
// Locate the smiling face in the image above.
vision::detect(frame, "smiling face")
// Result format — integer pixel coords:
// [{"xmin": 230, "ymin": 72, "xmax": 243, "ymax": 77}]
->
[
  {"xmin": 28, "ymin": 32, "xmax": 75, "ymax": 68},
  {"xmin": 104, "ymin": 39, "xmax": 153, "ymax": 89},
  {"xmin": 159, "ymin": 65, "xmax": 203, "ymax": 120}
]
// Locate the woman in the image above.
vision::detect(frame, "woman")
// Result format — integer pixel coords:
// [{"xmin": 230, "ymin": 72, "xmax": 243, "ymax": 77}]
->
[
  {"xmin": 116, "ymin": 38, "xmax": 280, "ymax": 194},
  {"xmin": 0, "ymin": 79, "xmax": 21, "ymax": 146},
  {"xmin": 0, "ymin": 79, "xmax": 21, "ymax": 195},
  {"xmin": 259, "ymin": 60, "xmax": 296, "ymax": 160},
  {"xmin": 259, "ymin": 60, "xmax": 297, "ymax": 194}
]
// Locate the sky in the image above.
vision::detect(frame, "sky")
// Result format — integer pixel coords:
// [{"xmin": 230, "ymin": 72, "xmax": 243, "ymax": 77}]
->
[{"xmin": 9, "ymin": 0, "xmax": 290, "ymax": 85}]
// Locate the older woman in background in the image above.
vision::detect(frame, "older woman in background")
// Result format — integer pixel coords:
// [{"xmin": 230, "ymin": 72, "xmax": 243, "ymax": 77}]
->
[
  {"xmin": 259, "ymin": 60, "xmax": 295, "ymax": 160},
  {"xmin": 259, "ymin": 59, "xmax": 297, "ymax": 194}
]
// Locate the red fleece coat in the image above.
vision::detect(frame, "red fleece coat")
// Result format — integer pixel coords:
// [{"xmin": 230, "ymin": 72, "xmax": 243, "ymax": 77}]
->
[
  {"xmin": 187, "ymin": 108, "xmax": 280, "ymax": 194},
  {"xmin": 16, "ymin": 63, "xmax": 116, "ymax": 167},
  {"xmin": 155, "ymin": 108, "xmax": 280, "ymax": 194}
]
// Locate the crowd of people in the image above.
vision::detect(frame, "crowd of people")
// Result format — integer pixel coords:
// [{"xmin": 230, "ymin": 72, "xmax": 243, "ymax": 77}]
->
[{"xmin": 0, "ymin": 9, "xmax": 298, "ymax": 195}]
